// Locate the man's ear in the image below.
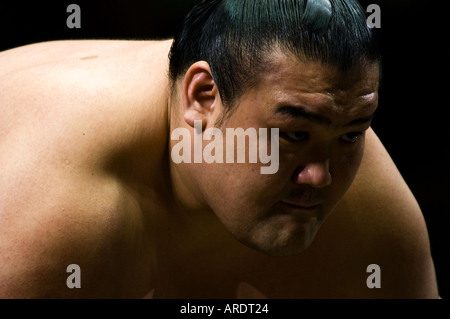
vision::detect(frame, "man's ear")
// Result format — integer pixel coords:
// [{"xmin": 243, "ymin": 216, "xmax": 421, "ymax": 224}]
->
[{"xmin": 182, "ymin": 61, "xmax": 222, "ymax": 129}]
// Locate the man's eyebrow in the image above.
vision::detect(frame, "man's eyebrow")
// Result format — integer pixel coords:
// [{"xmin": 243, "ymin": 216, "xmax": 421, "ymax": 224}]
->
[
  {"xmin": 343, "ymin": 114, "xmax": 375, "ymax": 127},
  {"xmin": 275, "ymin": 105, "xmax": 375, "ymax": 127},
  {"xmin": 275, "ymin": 105, "xmax": 332, "ymax": 126}
]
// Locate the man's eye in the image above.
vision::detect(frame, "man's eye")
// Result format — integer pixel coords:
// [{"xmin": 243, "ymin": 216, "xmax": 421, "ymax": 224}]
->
[
  {"xmin": 341, "ymin": 132, "xmax": 363, "ymax": 144},
  {"xmin": 282, "ymin": 131, "xmax": 309, "ymax": 142}
]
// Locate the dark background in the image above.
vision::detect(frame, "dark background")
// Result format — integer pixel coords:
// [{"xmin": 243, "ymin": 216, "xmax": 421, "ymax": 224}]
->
[{"xmin": 1, "ymin": 0, "xmax": 448, "ymax": 299}]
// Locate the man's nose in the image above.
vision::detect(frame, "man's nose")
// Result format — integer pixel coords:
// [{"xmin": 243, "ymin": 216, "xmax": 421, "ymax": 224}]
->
[{"xmin": 293, "ymin": 160, "xmax": 332, "ymax": 188}]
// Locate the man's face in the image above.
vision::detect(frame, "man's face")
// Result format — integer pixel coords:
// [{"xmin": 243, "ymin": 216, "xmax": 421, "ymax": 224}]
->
[{"xmin": 183, "ymin": 53, "xmax": 379, "ymax": 256}]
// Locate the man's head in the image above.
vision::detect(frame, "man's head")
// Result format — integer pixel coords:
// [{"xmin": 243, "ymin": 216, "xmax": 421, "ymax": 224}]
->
[
  {"xmin": 169, "ymin": 0, "xmax": 380, "ymax": 121},
  {"xmin": 168, "ymin": 0, "xmax": 380, "ymax": 256}
]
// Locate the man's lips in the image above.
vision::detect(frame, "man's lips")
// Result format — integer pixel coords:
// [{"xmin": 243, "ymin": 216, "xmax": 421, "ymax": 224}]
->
[
  {"xmin": 276, "ymin": 201, "xmax": 321, "ymax": 223},
  {"xmin": 280, "ymin": 201, "xmax": 321, "ymax": 211}
]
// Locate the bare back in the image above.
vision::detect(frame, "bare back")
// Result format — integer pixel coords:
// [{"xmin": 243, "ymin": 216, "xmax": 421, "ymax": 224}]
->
[{"xmin": 0, "ymin": 40, "xmax": 439, "ymax": 298}]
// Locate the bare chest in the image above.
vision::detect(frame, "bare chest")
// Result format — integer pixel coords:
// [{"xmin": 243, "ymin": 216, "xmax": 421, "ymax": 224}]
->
[{"xmin": 150, "ymin": 238, "xmax": 372, "ymax": 299}]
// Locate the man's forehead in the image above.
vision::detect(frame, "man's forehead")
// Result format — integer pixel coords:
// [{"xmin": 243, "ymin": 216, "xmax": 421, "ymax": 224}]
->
[
  {"xmin": 232, "ymin": 52, "xmax": 379, "ymax": 123},
  {"xmin": 261, "ymin": 50, "xmax": 380, "ymax": 95}
]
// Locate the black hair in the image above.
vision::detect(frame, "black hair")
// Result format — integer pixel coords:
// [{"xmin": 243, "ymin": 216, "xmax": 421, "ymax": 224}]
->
[{"xmin": 169, "ymin": 0, "xmax": 380, "ymax": 108}]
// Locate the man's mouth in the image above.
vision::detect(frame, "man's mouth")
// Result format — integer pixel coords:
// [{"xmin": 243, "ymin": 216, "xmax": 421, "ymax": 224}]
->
[{"xmin": 280, "ymin": 201, "xmax": 321, "ymax": 211}]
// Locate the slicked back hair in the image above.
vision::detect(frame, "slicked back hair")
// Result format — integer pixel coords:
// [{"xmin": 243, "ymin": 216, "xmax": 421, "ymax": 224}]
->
[{"xmin": 169, "ymin": 0, "xmax": 380, "ymax": 111}]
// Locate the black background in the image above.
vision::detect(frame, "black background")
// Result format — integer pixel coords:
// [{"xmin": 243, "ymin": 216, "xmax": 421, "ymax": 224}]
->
[{"xmin": 1, "ymin": 0, "xmax": 448, "ymax": 299}]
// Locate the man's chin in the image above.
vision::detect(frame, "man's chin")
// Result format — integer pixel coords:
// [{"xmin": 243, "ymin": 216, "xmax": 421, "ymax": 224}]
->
[{"xmin": 225, "ymin": 214, "xmax": 322, "ymax": 257}]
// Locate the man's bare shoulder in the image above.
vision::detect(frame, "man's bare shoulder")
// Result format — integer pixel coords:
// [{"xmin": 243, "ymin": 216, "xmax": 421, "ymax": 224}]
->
[
  {"xmin": 0, "ymin": 40, "xmax": 171, "ymax": 298},
  {"xmin": 319, "ymin": 128, "xmax": 439, "ymax": 298},
  {"xmin": 0, "ymin": 39, "xmax": 172, "ymax": 117},
  {"xmin": 0, "ymin": 39, "xmax": 171, "ymax": 170},
  {"xmin": 0, "ymin": 39, "xmax": 172, "ymax": 77}
]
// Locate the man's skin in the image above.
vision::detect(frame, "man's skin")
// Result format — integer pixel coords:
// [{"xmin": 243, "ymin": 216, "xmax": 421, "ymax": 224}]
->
[{"xmin": 0, "ymin": 40, "xmax": 439, "ymax": 298}]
